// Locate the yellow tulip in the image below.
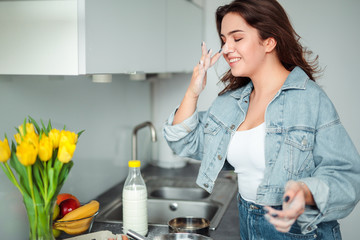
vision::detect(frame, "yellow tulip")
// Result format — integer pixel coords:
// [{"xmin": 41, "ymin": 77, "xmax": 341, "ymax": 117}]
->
[
  {"xmin": 23, "ymin": 132, "xmax": 39, "ymax": 150},
  {"xmin": 18, "ymin": 123, "xmax": 35, "ymax": 136},
  {"xmin": 0, "ymin": 138, "xmax": 11, "ymax": 163},
  {"xmin": 57, "ymin": 141, "xmax": 76, "ymax": 163},
  {"xmin": 49, "ymin": 129, "xmax": 60, "ymax": 148},
  {"xmin": 14, "ymin": 133, "xmax": 22, "ymax": 145},
  {"xmin": 38, "ymin": 135, "xmax": 53, "ymax": 161},
  {"xmin": 59, "ymin": 130, "xmax": 78, "ymax": 146},
  {"xmin": 16, "ymin": 141, "xmax": 38, "ymax": 166}
]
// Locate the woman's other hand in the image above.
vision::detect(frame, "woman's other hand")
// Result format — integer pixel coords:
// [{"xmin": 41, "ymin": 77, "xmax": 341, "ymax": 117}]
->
[
  {"xmin": 187, "ymin": 42, "xmax": 223, "ymax": 98},
  {"xmin": 264, "ymin": 180, "xmax": 314, "ymax": 232}
]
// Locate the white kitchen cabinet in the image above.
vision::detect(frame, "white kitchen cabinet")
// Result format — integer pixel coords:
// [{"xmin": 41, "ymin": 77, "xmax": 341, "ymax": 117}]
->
[
  {"xmin": 86, "ymin": 0, "xmax": 203, "ymax": 74},
  {"xmin": 166, "ymin": 0, "xmax": 203, "ymax": 72},
  {"xmin": 0, "ymin": 0, "xmax": 203, "ymax": 75},
  {"xmin": 0, "ymin": 0, "xmax": 78, "ymax": 75},
  {"xmin": 85, "ymin": 0, "xmax": 166, "ymax": 74}
]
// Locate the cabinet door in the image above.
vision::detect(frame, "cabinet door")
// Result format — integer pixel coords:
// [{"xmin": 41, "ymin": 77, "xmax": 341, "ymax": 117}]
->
[
  {"xmin": 0, "ymin": 0, "xmax": 78, "ymax": 75},
  {"xmin": 85, "ymin": 0, "xmax": 166, "ymax": 74},
  {"xmin": 166, "ymin": 0, "xmax": 203, "ymax": 72}
]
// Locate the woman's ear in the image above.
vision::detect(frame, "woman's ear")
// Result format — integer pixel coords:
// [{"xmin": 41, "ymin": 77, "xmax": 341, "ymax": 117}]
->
[{"xmin": 264, "ymin": 37, "xmax": 277, "ymax": 53}]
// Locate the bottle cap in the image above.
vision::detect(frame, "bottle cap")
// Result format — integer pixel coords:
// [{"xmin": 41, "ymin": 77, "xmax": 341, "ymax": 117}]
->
[{"xmin": 128, "ymin": 160, "xmax": 141, "ymax": 168}]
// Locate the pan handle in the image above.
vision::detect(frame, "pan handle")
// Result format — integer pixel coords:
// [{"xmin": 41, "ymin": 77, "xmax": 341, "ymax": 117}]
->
[{"xmin": 124, "ymin": 228, "xmax": 148, "ymax": 240}]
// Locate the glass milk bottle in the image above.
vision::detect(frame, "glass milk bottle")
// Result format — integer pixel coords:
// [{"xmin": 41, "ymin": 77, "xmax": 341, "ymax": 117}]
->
[{"xmin": 122, "ymin": 160, "xmax": 148, "ymax": 236}]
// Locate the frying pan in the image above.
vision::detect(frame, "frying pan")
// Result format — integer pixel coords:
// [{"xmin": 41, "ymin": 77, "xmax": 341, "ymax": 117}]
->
[
  {"xmin": 168, "ymin": 217, "xmax": 210, "ymax": 236},
  {"xmin": 153, "ymin": 233, "xmax": 213, "ymax": 240},
  {"xmin": 125, "ymin": 230, "xmax": 213, "ymax": 240}
]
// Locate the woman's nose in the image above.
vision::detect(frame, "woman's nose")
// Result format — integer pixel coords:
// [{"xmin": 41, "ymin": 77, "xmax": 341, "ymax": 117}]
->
[{"xmin": 222, "ymin": 42, "xmax": 234, "ymax": 54}]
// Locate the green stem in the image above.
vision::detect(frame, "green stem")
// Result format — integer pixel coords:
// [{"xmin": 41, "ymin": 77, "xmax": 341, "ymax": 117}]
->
[
  {"xmin": 1, "ymin": 162, "xmax": 24, "ymax": 196},
  {"xmin": 46, "ymin": 160, "xmax": 64, "ymax": 208},
  {"xmin": 27, "ymin": 166, "xmax": 38, "ymax": 236},
  {"xmin": 58, "ymin": 161, "xmax": 64, "ymax": 175},
  {"xmin": 43, "ymin": 161, "xmax": 48, "ymax": 202},
  {"xmin": 25, "ymin": 196, "xmax": 55, "ymax": 240}
]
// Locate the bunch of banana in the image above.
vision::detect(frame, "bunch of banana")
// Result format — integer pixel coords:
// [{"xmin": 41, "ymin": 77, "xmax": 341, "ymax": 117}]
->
[{"xmin": 54, "ymin": 200, "xmax": 100, "ymax": 235}]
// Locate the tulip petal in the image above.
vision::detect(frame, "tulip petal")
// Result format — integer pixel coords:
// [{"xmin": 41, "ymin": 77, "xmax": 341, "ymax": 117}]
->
[{"xmin": 0, "ymin": 138, "xmax": 11, "ymax": 162}]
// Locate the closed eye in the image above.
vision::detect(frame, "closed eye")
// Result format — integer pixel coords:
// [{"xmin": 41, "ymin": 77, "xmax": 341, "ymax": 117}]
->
[{"xmin": 234, "ymin": 38, "xmax": 243, "ymax": 42}]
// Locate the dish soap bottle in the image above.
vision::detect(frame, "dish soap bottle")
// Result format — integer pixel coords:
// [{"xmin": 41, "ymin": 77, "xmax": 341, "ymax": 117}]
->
[{"xmin": 122, "ymin": 160, "xmax": 148, "ymax": 236}]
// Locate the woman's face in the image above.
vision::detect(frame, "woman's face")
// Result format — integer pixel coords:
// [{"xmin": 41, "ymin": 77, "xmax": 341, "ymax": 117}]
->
[{"xmin": 220, "ymin": 12, "xmax": 268, "ymax": 78}]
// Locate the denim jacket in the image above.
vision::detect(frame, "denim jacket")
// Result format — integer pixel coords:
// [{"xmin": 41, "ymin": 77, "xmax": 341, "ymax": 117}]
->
[{"xmin": 163, "ymin": 67, "xmax": 360, "ymax": 234}]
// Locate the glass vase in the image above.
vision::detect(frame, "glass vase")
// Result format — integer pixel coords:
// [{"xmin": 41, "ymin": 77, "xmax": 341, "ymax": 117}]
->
[{"xmin": 23, "ymin": 196, "xmax": 56, "ymax": 240}]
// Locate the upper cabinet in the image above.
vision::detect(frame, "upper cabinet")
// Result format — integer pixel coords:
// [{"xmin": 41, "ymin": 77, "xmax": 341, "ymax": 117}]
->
[
  {"xmin": 166, "ymin": 0, "xmax": 203, "ymax": 72},
  {"xmin": 85, "ymin": 0, "xmax": 166, "ymax": 74},
  {"xmin": 0, "ymin": 0, "xmax": 203, "ymax": 75},
  {"xmin": 0, "ymin": 0, "xmax": 79, "ymax": 75}
]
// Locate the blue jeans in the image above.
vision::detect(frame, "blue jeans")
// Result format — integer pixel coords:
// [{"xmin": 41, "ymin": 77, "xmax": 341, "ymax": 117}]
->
[{"xmin": 237, "ymin": 194, "xmax": 342, "ymax": 240}]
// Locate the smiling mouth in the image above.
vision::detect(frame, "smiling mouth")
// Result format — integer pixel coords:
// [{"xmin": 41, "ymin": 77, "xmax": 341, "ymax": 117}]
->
[{"xmin": 229, "ymin": 58, "xmax": 241, "ymax": 63}]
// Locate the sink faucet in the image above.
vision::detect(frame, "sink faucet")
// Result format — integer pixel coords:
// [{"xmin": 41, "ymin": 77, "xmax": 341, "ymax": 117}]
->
[{"xmin": 132, "ymin": 121, "xmax": 157, "ymax": 160}]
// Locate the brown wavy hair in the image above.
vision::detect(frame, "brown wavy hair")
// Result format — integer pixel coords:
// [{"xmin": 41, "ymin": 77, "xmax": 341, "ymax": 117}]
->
[{"xmin": 216, "ymin": 0, "xmax": 320, "ymax": 95}]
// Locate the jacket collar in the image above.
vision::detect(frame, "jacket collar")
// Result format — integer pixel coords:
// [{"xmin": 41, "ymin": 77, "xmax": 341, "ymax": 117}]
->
[{"xmin": 230, "ymin": 66, "xmax": 310, "ymax": 99}]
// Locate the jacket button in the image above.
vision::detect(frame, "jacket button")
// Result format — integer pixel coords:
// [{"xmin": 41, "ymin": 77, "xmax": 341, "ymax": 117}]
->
[
  {"xmin": 203, "ymin": 183, "xmax": 209, "ymax": 188},
  {"xmin": 205, "ymin": 123, "xmax": 209, "ymax": 128},
  {"xmin": 302, "ymin": 139, "xmax": 308, "ymax": 146},
  {"xmin": 230, "ymin": 125, "xmax": 235, "ymax": 130},
  {"xmin": 217, "ymin": 155, "xmax": 222, "ymax": 160}
]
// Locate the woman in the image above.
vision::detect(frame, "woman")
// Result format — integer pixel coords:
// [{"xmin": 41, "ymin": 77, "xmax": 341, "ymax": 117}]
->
[{"xmin": 163, "ymin": 0, "xmax": 360, "ymax": 239}]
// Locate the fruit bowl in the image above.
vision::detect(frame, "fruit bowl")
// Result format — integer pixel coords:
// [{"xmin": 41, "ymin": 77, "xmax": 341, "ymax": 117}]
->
[{"xmin": 54, "ymin": 210, "xmax": 99, "ymax": 235}]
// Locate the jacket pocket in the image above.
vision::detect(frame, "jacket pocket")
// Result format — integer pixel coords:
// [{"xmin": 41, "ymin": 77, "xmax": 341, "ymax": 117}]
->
[
  {"xmin": 284, "ymin": 222, "xmax": 317, "ymax": 239},
  {"xmin": 284, "ymin": 129, "xmax": 315, "ymax": 176},
  {"xmin": 332, "ymin": 223, "xmax": 342, "ymax": 240},
  {"xmin": 203, "ymin": 116, "xmax": 221, "ymax": 135}
]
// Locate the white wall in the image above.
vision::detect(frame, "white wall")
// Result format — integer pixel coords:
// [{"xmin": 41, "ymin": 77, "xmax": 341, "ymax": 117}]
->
[
  {"xmin": 152, "ymin": 1, "xmax": 360, "ymax": 239},
  {"xmin": 0, "ymin": 75, "xmax": 153, "ymax": 239}
]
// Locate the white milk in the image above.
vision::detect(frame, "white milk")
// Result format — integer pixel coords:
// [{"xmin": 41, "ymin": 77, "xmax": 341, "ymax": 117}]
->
[{"xmin": 122, "ymin": 185, "xmax": 148, "ymax": 236}]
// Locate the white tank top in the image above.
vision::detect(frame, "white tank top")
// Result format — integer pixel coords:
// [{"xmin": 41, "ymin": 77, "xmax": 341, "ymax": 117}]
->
[{"xmin": 227, "ymin": 122, "xmax": 266, "ymax": 203}]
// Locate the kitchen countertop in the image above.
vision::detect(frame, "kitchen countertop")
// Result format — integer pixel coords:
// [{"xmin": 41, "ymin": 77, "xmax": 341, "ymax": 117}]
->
[{"xmin": 59, "ymin": 162, "xmax": 240, "ymax": 240}]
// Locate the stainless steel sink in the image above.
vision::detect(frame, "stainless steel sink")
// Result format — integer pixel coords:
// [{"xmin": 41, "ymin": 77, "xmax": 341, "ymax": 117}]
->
[
  {"xmin": 96, "ymin": 199, "xmax": 220, "ymax": 226},
  {"xmin": 149, "ymin": 187, "xmax": 210, "ymax": 200},
  {"xmin": 146, "ymin": 176, "xmax": 211, "ymax": 200},
  {"xmin": 96, "ymin": 176, "xmax": 237, "ymax": 230}
]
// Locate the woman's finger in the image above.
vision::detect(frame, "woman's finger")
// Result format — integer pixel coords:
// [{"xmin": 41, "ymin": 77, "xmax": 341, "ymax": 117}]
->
[
  {"xmin": 282, "ymin": 180, "xmax": 300, "ymax": 208},
  {"xmin": 204, "ymin": 49, "xmax": 212, "ymax": 70},
  {"xmin": 196, "ymin": 61, "xmax": 206, "ymax": 88},
  {"xmin": 198, "ymin": 60, "xmax": 205, "ymax": 76},
  {"xmin": 202, "ymin": 72, "xmax": 207, "ymax": 89},
  {"xmin": 200, "ymin": 41, "xmax": 208, "ymax": 63},
  {"xmin": 265, "ymin": 201, "xmax": 303, "ymax": 220},
  {"xmin": 264, "ymin": 206, "xmax": 299, "ymax": 233},
  {"xmin": 275, "ymin": 224, "xmax": 292, "ymax": 233},
  {"xmin": 265, "ymin": 213, "xmax": 295, "ymax": 232},
  {"xmin": 282, "ymin": 188, "xmax": 306, "ymax": 217}
]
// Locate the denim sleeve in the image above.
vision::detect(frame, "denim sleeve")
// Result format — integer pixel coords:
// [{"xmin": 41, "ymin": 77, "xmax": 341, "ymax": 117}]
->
[
  {"xmin": 297, "ymin": 121, "xmax": 360, "ymax": 234},
  {"xmin": 162, "ymin": 107, "xmax": 208, "ymax": 161}
]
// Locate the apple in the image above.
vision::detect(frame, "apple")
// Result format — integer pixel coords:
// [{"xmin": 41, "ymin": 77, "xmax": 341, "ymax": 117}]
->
[
  {"xmin": 57, "ymin": 193, "xmax": 80, "ymax": 207},
  {"xmin": 59, "ymin": 198, "xmax": 81, "ymax": 218}
]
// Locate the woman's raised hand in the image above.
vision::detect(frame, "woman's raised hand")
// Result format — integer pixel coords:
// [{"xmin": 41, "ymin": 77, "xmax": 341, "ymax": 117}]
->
[
  {"xmin": 172, "ymin": 42, "xmax": 223, "ymax": 125},
  {"xmin": 187, "ymin": 42, "xmax": 223, "ymax": 98}
]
